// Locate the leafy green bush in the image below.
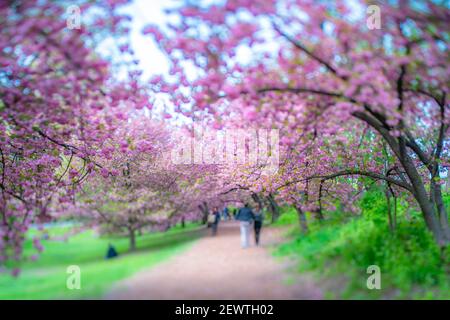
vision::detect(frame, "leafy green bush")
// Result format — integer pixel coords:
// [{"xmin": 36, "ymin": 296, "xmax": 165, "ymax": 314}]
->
[
  {"xmin": 275, "ymin": 189, "xmax": 450, "ymax": 299},
  {"xmin": 273, "ymin": 207, "xmax": 298, "ymax": 226}
]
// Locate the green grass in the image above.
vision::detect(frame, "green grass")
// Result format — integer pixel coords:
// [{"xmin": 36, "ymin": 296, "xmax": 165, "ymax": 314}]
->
[
  {"xmin": 272, "ymin": 207, "xmax": 298, "ymax": 226},
  {"xmin": 274, "ymin": 190, "xmax": 450, "ymax": 300},
  {"xmin": 0, "ymin": 222, "xmax": 204, "ymax": 299}
]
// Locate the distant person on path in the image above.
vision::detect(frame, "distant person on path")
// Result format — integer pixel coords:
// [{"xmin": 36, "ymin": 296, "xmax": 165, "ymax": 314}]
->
[
  {"xmin": 106, "ymin": 243, "xmax": 118, "ymax": 259},
  {"xmin": 232, "ymin": 208, "xmax": 237, "ymax": 219},
  {"xmin": 222, "ymin": 207, "xmax": 230, "ymax": 220},
  {"xmin": 236, "ymin": 203, "xmax": 255, "ymax": 248},
  {"xmin": 210, "ymin": 207, "xmax": 221, "ymax": 236},
  {"xmin": 253, "ymin": 207, "xmax": 264, "ymax": 246}
]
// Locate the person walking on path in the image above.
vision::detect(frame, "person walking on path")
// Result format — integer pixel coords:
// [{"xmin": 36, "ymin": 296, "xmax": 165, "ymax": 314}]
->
[
  {"xmin": 253, "ymin": 207, "xmax": 264, "ymax": 246},
  {"xmin": 222, "ymin": 207, "xmax": 230, "ymax": 220},
  {"xmin": 236, "ymin": 203, "xmax": 255, "ymax": 248},
  {"xmin": 210, "ymin": 207, "xmax": 221, "ymax": 236},
  {"xmin": 232, "ymin": 208, "xmax": 237, "ymax": 219}
]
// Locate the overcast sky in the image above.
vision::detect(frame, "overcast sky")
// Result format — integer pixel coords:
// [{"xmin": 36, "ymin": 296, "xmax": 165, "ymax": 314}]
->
[
  {"xmin": 112, "ymin": 0, "xmax": 366, "ymax": 120},
  {"xmin": 120, "ymin": 0, "xmax": 172, "ymax": 80}
]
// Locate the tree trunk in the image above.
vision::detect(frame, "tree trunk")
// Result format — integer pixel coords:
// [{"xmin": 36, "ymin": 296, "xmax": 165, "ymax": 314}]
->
[
  {"xmin": 432, "ymin": 182, "xmax": 450, "ymax": 241},
  {"xmin": 393, "ymin": 196, "xmax": 397, "ymax": 231},
  {"xmin": 129, "ymin": 228, "xmax": 136, "ymax": 252},
  {"xmin": 313, "ymin": 208, "xmax": 324, "ymax": 221},
  {"xmin": 353, "ymin": 111, "xmax": 449, "ymax": 246},
  {"xmin": 295, "ymin": 206, "xmax": 308, "ymax": 234},
  {"xmin": 199, "ymin": 201, "xmax": 209, "ymax": 225},
  {"xmin": 181, "ymin": 216, "xmax": 186, "ymax": 228},
  {"xmin": 400, "ymin": 155, "xmax": 447, "ymax": 245},
  {"xmin": 316, "ymin": 179, "xmax": 325, "ymax": 221},
  {"xmin": 385, "ymin": 188, "xmax": 394, "ymax": 232},
  {"xmin": 267, "ymin": 193, "xmax": 280, "ymax": 223},
  {"xmin": 381, "ymin": 131, "xmax": 448, "ymax": 244},
  {"xmin": 251, "ymin": 192, "xmax": 263, "ymax": 210}
]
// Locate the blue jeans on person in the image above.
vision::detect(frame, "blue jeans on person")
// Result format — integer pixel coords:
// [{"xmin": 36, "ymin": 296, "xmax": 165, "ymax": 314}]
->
[
  {"xmin": 240, "ymin": 221, "xmax": 251, "ymax": 248},
  {"xmin": 211, "ymin": 222, "xmax": 218, "ymax": 236}
]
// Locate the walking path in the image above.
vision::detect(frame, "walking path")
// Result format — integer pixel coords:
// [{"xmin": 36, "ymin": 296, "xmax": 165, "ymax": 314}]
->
[{"xmin": 106, "ymin": 221, "xmax": 323, "ymax": 299}]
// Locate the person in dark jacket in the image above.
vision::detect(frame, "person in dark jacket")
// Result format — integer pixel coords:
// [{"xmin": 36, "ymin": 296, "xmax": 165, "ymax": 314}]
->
[
  {"xmin": 253, "ymin": 207, "xmax": 264, "ymax": 246},
  {"xmin": 106, "ymin": 243, "xmax": 118, "ymax": 259},
  {"xmin": 236, "ymin": 203, "xmax": 255, "ymax": 248},
  {"xmin": 222, "ymin": 207, "xmax": 230, "ymax": 220},
  {"xmin": 211, "ymin": 207, "xmax": 221, "ymax": 236}
]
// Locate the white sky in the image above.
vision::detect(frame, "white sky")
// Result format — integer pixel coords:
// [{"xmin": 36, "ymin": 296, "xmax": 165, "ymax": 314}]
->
[
  {"xmin": 120, "ymin": 0, "xmax": 172, "ymax": 80},
  {"xmin": 111, "ymin": 0, "xmax": 365, "ymax": 122},
  {"xmin": 117, "ymin": 0, "xmax": 365, "ymax": 81}
]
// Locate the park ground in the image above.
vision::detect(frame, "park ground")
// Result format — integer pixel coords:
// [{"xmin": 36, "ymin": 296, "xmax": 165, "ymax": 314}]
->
[
  {"xmin": 106, "ymin": 193, "xmax": 450, "ymax": 300},
  {"xmin": 0, "ymin": 223, "xmax": 204, "ymax": 299},
  {"xmin": 1, "ymin": 220, "xmax": 324, "ymax": 300},
  {"xmin": 106, "ymin": 220, "xmax": 322, "ymax": 299},
  {"xmin": 1, "ymin": 196, "xmax": 449, "ymax": 300}
]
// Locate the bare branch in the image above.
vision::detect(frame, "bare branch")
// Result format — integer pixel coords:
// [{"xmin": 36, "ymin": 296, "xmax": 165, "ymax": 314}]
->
[
  {"xmin": 271, "ymin": 21, "xmax": 340, "ymax": 77},
  {"xmin": 278, "ymin": 169, "xmax": 413, "ymax": 192}
]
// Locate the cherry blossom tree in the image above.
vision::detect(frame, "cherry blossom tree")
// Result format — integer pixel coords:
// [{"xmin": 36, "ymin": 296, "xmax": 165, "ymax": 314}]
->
[
  {"xmin": 0, "ymin": 0, "xmax": 149, "ymax": 268},
  {"xmin": 146, "ymin": 0, "xmax": 450, "ymax": 245},
  {"xmin": 72, "ymin": 118, "xmax": 177, "ymax": 251}
]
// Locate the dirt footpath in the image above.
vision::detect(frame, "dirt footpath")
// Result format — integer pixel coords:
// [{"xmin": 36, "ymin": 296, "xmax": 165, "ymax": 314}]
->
[{"xmin": 105, "ymin": 221, "xmax": 323, "ymax": 299}]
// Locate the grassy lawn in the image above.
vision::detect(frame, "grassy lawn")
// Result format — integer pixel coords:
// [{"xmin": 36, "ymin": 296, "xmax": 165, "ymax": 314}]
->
[{"xmin": 0, "ymin": 223, "xmax": 204, "ymax": 299}]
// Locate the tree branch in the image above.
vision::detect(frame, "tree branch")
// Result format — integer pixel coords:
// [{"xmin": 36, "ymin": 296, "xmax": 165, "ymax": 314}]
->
[
  {"xmin": 278, "ymin": 169, "xmax": 413, "ymax": 192},
  {"xmin": 271, "ymin": 21, "xmax": 340, "ymax": 77}
]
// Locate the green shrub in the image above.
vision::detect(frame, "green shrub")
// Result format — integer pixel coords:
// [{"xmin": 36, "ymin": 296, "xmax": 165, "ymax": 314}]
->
[
  {"xmin": 273, "ymin": 207, "xmax": 298, "ymax": 226},
  {"xmin": 275, "ymin": 188, "xmax": 450, "ymax": 299}
]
